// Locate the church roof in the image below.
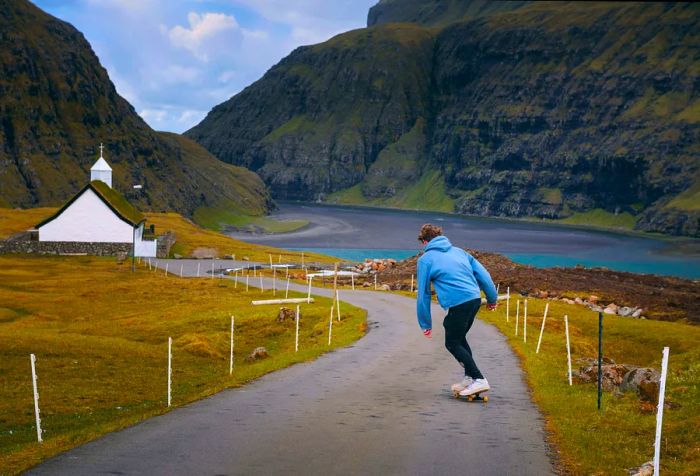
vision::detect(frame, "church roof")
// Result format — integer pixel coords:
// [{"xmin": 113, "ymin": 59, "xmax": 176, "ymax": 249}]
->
[
  {"xmin": 91, "ymin": 157, "xmax": 112, "ymax": 171},
  {"xmin": 36, "ymin": 180, "xmax": 145, "ymax": 229}
]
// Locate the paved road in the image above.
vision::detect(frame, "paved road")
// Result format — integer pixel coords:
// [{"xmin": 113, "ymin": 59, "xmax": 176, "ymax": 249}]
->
[{"xmin": 30, "ymin": 259, "xmax": 555, "ymax": 475}]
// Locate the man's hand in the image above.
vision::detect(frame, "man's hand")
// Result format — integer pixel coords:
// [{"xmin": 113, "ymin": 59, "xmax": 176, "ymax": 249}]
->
[
  {"xmin": 423, "ymin": 328, "xmax": 432, "ymax": 339},
  {"xmin": 487, "ymin": 303, "xmax": 498, "ymax": 311}
]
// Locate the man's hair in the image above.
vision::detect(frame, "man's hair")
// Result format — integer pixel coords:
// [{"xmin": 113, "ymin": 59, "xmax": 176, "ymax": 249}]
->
[{"xmin": 418, "ymin": 224, "xmax": 442, "ymax": 242}]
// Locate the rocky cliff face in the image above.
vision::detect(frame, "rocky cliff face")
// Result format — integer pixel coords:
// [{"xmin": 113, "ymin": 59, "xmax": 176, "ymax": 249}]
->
[
  {"xmin": 0, "ymin": 0, "xmax": 272, "ymax": 217},
  {"xmin": 187, "ymin": 1, "xmax": 700, "ymax": 237}
]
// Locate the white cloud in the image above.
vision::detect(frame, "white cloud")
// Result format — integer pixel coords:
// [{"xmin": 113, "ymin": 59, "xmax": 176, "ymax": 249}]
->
[
  {"xmin": 168, "ymin": 12, "xmax": 239, "ymax": 61},
  {"xmin": 218, "ymin": 70, "xmax": 238, "ymax": 83}
]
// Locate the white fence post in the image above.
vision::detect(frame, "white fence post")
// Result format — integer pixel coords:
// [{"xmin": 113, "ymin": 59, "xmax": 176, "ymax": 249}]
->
[
  {"xmin": 351, "ymin": 273, "xmax": 355, "ymax": 291},
  {"xmin": 30, "ymin": 354, "xmax": 43, "ymax": 443},
  {"xmin": 523, "ymin": 299, "xmax": 528, "ymax": 343},
  {"xmin": 167, "ymin": 337, "xmax": 172, "ymax": 407},
  {"xmin": 211, "ymin": 261, "xmax": 215, "ymax": 280},
  {"xmin": 328, "ymin": 305, "xmax": 334, "ymax": 346},
  {"xmin": 197, "ymin": 262, "xmax": 200, "ymax": 277},
  {"xmin": 180, "ymin": 264, "xmax": 183, "ymax": 278},
  {"xmin": 273, "ymin": 267, "xmax": 277, "ymax": 296},
  {"xmin": 515, "ymin": 300, "xmax": 520, "ymax": 336},
  {"xmin": 307, "ymin": 276, "xmax": 312, "ymax": 303},
  {"xmin": 565, "ymin": 315, "xmax": 572, "ymax": 385},
  {"xmin": 259, "ymin": 275, "xmax": 264, "ymax": 292},
  {"xmin": 295, "ymin": 305, "xmax": 300, "ymax": 352},
  {"xmin": 230, "ymin": 316, "xmax": 235, "ymax": 375},
  {"xmin": 653, "ymin": 347, "xmax": 670, "ymax": 476},
  {"xmin": 285, "ymin": 278, "xmax": 290, "ymax": 299},
  {"xmin": 506, "ymin": 287, "xmax": 510, "ymax": 322},
  {"xmin": 336, "ymin": 290, "xmax": 341, "ymax": 321},
  {"xmin": 246, "ymin": 275, "xmax": 249, "ymax": 291},
  {"xmin": 234, "ymin": 271, "xmax": 238, "ymax": 288},
  {"xmin": 374, "ymin": 274, "xmax": 377, "ymax": 290},
  {"xmin": 411, "ymin": 274, "xmax": 414, "ymax": 293},
  {"xmin": 536, "ymin": 302, "xmax": 549, "ymax": 354},
  {"xmin": 165, "ymin": 263, "xmax": 169, "ymax": 276}
]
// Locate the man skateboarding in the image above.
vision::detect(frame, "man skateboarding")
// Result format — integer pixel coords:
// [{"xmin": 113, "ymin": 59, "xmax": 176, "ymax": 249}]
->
[{"xmin": 416, "ymin": 224, "xmax": 498, "ymax": 397}]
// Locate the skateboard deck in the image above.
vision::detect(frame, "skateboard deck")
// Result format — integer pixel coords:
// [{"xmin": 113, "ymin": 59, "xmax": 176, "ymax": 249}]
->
[{"xmin": 452, "ymin": 390, "xmax": 489, "ymax": 402}]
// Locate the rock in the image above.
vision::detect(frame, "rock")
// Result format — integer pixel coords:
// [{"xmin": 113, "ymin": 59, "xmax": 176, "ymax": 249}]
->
[
  {"xmin": 620, "ymin": 368, "xmax": 660, "ymax": 403},
  {"xmin": 588, "ymin": 295, "xmax": 600, "ymax": 304},
  {"xmin": 603, "ymin": 307, "xmax": 617, "ymax": 315},
  {"xmin": 563, "ymin": 298, "xmax": 575, "ymax": 305},
  {"xmin": 363, "ymin": 281, "xmax": 371, "ymax": 287},
  {"xmin": 245, "ymin": 347, "xmax": 269, "ymax": 362},
  {"xmin": 632, "ymin": 308, "xmax": 643, "ymax": 318},
  {"xmin": 223, "ymin": 254, "xmax": 233, "ymax": 259},
  {"xmin": 116, "ymin": 251, "xmax": 128, "ymax": 263},
  {"xmin": 605, "ymin": 303, "xmax": 619, "ymax": 313},
  {"xmin": 627, "ymin": 461, "xmax": 654, "ymax": 476},
  {"xmin": 575, "ymin": 362, "xmax": 634, "ymax": 390},
  {"xmin": 242, "ymin": 256, "xmax": 250, "ymax": 261},
  {"xmin": 618, "ymin": 306, "xmax": 634, "ymax": 317},
  {"xmin": 192, "ymin": 247, "xmax": 217, "ymax": 259},
  {"xmin": 277, "ymin": 307, "xmax": 296, "ymax": 322},
  {"xmin": 574, "ymin": 297, "xmax": 583, "ymax": 305},
  {"xmin": 380, "ymin": 284, "xmax": 391, "ymax": 291},
  {"xmin": 173, "ymin": 253, "xmax": 183, "ymax": 259},
  {"xmin": 589, "ymin": 305, "xmax": 603, "ymax": 313}
]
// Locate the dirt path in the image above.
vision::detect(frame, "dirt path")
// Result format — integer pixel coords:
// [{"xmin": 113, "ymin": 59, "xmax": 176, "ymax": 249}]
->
[{"xmin": 29, "ymin": 260, "xmax": 555, "ymax": 475}]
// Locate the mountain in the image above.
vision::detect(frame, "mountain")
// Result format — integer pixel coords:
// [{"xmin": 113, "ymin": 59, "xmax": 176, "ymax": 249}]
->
[
  {"xmin": 186, "ymin": 1, "xmax": 700, "ymax": 237},
  {"xmin": 0, "ymin": 0, "xmax": 272, "ymax": 218}
]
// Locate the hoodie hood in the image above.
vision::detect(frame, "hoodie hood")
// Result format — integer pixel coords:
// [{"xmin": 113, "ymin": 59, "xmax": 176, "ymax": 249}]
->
[{"xmin": 425, "ymin": 235, "xmax": 452, "ymax": 253}]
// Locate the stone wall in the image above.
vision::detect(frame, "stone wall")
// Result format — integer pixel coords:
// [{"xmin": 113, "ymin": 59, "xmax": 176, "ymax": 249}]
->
[
  {"xmin": 0, "ymin": 240, "xmax": 133, "ymax": 256},
  {"xmin": 0, "ymin": 232, "xmax": 176, "ymax": 258}
]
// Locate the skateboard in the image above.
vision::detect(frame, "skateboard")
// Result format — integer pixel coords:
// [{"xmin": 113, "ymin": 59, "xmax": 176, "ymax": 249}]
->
[{"xmin": 452, "ymin": 389, "xmax": 489, "ymax": 402}]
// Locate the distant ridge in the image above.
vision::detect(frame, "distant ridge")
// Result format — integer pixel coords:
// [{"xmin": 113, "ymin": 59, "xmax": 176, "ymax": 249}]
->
[
  {"xmin": 0, "ymin": 0, "xmax": 272, "ymax": 218},
  {"xmin": 187, "ymin": 0, "xmax": 700, "ymax": 237}
]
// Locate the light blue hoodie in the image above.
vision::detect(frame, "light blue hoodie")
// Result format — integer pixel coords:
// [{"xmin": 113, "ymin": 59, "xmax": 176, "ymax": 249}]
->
[{"xmin": 416, "ymin": 236, "xmax": 498, "ymax": 331}]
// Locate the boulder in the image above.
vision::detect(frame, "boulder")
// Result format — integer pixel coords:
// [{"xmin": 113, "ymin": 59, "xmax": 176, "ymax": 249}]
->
[
  {"xmin": 605, "ymin": 303, "xmax": 619, "ymax": 313},
  {"xmin": 588, "ymin": 295, "xmax": 600, "ymax": 304},
  {"xmin": 173, "ymin": 253, "xmax": 183, "ymax": 259},
  {"xmin": 363, "ymin": 281, "xmax": 372, "ymax": 287},
  {"xmin": 589, "ymin": 305, "xmax": 603, "ymax": 313},
  {"xmin": 627, "ymin": 461, "xmax": 654, "ymax": 476},
  {"xmin": 620, "ymin": 368, "xmax": 660, "ymax": 403},
  {"xmin": 632, "ymin": 308, "xmax": 643, "ymax": 318},
  {"xmin": 380, "ymin": 284, "xmax": 391, "ymax": 291},
  {"xmin": 563, "ymin": 298, "xmax": 575, "ymax": 305},
  {"xmin": 245, "ymin": 347, "xmax": 269, "ymax": 362},
  {"xmin": 574, "ymin": 297, "xmax": 584, "ymax": 305},
  {"xmin": 575, "ymin": 362, "xmax": 635, "ymax": 390},
  {"xmin": 603, "ymin": 307, "xmax": 617, "ymax": 315},
  {"xmin": 277, "ymin": 307, "xmax": 296, "ymax": 322},
  {"xmin": 618, "ymin": 306, "xmax": 634, "ymax": 317}
]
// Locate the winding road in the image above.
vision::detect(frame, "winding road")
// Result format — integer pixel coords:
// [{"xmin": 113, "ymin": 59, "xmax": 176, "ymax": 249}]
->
[{"xmin": 29, "ymin": 259, "xmax": 555, "ymax": 475}]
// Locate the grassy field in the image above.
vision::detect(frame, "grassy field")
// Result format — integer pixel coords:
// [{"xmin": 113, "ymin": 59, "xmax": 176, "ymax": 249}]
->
[
  {"xmin": 0, "ymin": 208, "xmax": 56, "ymax": 239},
  {"xmin": 0, "ymin": 255, "xmax": 366, "ymax": 474},
  {"xmin": 478, "ymin": 296, "xmax": 699, "ymax": 475}
]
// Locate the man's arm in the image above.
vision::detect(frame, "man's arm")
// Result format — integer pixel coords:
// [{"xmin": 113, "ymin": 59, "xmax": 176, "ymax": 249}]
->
[
  {"xmin": 416, "ymin": 258, "xmax": 433, "ymax": 332},
  {"xmin": 468, "ymin": 254, "xmax": 498, "ymax": 304}
]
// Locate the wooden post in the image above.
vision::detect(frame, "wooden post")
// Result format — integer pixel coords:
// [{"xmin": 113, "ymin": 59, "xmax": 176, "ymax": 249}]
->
[
  {"xmin": 295, "ymin": 305, "xmax": 300, "ymax": 352},
  {"xmin": 536, "ymin": 302, "xmax": 549, "ymax": 354},
  {"xmin": 654, "ymin": 347, "xmax": 670, "ymax": 475},
  {"xmin": 565, "ymin": 315, "xmax": 572, "ymax": 385},
  {"xmin": 328, "ymin": 304, "xmax": 334, "ymax": 346},
  {"xmin": 167, "ymin": 337, "xmax": 172, "ymax": 407},
  {"xmin": 336, "ymin": 290, "xmax": 341, "ymax": 321},
  {"xmin": 30, "ymin": 354, "xmax": 42, "ymax": 443},
  {"xmin": 506, "ymin": 287, "xmax": 510, "ymax": 322},
  {"xmin": 229, "ymin": 316, "xmax": 234, "ymax": 375}
]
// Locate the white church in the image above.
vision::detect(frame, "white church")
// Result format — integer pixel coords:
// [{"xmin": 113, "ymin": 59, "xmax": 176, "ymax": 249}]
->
[{"xmin": 35, "ymin": 145, "xmax": 157, "ymax": 257}]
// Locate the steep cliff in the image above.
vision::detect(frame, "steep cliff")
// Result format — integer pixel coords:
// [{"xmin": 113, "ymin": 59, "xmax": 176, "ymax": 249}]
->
[
  {"xmin": 0, "ymin": 0, "xmax": 272, "ymax": 217},
  {"xmin": 187, "ymin": 1, "xmax": 700, "ymax": 236}
]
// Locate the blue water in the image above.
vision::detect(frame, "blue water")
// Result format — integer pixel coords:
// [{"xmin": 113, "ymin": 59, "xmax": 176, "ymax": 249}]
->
[{"xmin": 228, "ymin": 203, "xmax": 700, "ymax": 279}]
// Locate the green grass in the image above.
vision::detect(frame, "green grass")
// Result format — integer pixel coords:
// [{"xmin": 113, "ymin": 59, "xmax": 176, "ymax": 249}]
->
[
  {"xmin": 558, "ymin": 208, "xmax": 637, "ymax": 230},
  {"xmin": 666, "ymin": 179, "xmax": 700, "ymax": 211},
  {"xmin": 328, "ymin": 169, "xmax": 455, "ymax": 213},
  {"xmin": 193, "ymin": 206, "xmax": 309, "ymax": 234},
  {"xmin": 478, "ymin": 296, "xmax": 700, "ymax": 475},
  {"xmin": 0, "ymin": 255, "xmax": 366, "ymax": 474}
]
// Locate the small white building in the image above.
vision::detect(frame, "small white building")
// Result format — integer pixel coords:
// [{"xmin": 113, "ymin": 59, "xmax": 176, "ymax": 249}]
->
[{"xmin": 36, "ymin": 145, "xmax": 157, "ymax": 257}]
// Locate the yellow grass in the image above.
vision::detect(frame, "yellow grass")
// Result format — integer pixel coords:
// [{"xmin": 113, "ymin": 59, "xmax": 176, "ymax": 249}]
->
[
  {"xmin": 0, "ymin": 255, "xmax": 366, "ymax": 474},
  {"xmin": 0, "ymin": 208, "xmax": 55, "ymax": 238},
  {"xmin": 478, "ymin": 297, "xmax": 700, "ymax": 475}
]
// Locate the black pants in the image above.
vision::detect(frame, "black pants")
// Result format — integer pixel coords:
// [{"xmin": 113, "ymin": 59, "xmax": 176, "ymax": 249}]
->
[{"xmin": 443, "ymin": 298, "xmax": 484, "ymax": 379}]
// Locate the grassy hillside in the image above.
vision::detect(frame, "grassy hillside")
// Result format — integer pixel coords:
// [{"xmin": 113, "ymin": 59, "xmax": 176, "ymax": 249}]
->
[{"xmin": 0, "ymin": 255, "xmax": 365, "ymax": 474}]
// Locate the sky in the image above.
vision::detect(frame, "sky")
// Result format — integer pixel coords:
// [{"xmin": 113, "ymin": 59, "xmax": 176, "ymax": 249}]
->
[{"xmin": 33, "ymin": 0, "xmax": 377, "ymax": 133}]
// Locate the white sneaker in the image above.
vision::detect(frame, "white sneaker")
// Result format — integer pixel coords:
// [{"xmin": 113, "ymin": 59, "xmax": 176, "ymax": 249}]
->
[
  {"xmin": 451, "ymin": 376, "xmax": 473, "ymax": 393},
  {"xmin": 459, "ymin": 378, "xmax": 490, "ymax": 397}
]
